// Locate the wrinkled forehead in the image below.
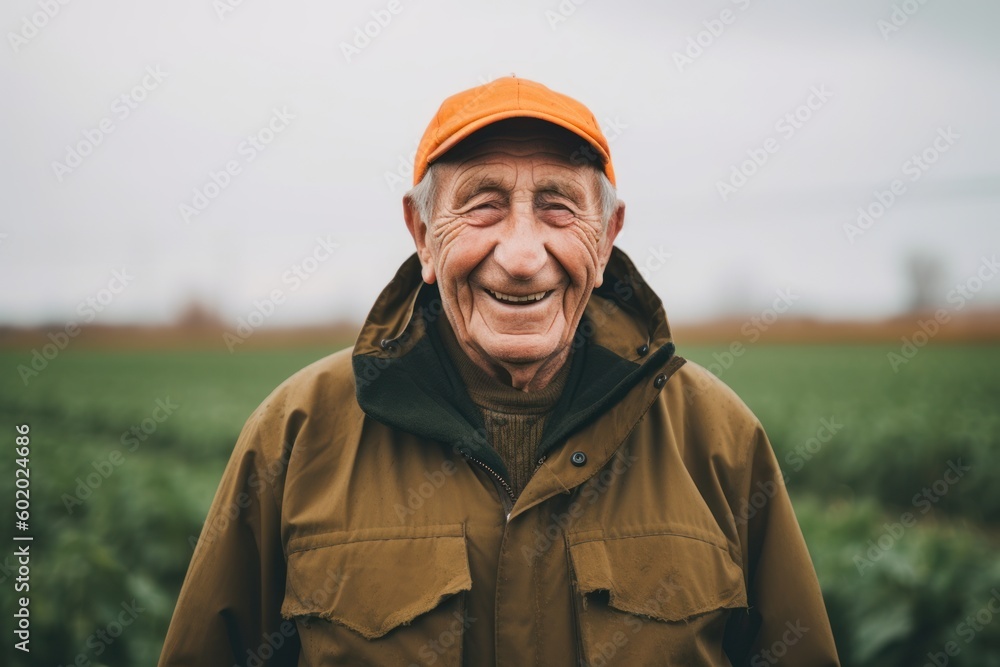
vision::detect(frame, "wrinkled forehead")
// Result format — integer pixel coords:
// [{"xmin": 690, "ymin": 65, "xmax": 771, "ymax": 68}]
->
[{"xmin": 434, "ymin": 118, "xmax": 602, "ymax": 172}]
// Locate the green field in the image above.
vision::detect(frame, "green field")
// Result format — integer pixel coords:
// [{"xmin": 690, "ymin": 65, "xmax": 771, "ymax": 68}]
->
[{"xmin": 1, "ymin": 343, "xmax": 999, "ymax": 666}]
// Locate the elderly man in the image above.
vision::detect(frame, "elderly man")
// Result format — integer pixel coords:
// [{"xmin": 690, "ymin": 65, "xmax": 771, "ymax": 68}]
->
[{"xmin": 159, "ymin": 77, "xmax": 840, "ymax": 666}]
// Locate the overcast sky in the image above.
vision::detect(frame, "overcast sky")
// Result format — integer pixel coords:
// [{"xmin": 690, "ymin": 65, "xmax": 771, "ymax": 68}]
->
[{"xmin": 2, "ymin": 0, "xmax": 998, "ymax": 328}]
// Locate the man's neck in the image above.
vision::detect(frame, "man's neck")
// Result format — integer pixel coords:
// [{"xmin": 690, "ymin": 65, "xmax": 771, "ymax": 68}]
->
[{"xmin": 436, "ymin": 315, "xmax": 571, "ymax": 393}]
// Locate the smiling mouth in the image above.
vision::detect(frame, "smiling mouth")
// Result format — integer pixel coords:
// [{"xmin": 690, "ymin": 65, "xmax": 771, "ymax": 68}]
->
[{"xmin": 484, "ymin": 288, "xmax": 553, "ymax": 304}]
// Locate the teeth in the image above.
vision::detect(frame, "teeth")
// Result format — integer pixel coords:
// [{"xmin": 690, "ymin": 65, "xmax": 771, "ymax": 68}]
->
[{"xmin": 488, "ymin": 289, "xmax": 548, "ymax": 303}]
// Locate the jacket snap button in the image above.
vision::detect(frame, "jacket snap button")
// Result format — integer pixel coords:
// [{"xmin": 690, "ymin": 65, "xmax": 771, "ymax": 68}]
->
[
  {"xmin": 571, "ymin": 451, "xmax": 587, "ymax": 466},
  {"xmin": 653, "ymin": 373, "xmax": 667, "ymax": 389},
  {"xmin": 636, "ymin": 343, "xmax": 649, "ymax": 356}
]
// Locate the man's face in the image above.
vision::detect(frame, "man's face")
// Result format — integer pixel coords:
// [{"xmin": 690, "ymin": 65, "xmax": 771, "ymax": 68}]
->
[{"xmin": 404, "ymin": 125, "xmax": 623, "ymax": 384}]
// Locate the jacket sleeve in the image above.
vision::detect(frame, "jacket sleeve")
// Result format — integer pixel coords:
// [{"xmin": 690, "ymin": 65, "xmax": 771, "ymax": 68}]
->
[
  {"xmin": 725, "ymin": 421, "xmax": 841, "ymax": 667},
  {"xmin": 158, "ymin": 405, "xmax": 299, "ymax": 667}
]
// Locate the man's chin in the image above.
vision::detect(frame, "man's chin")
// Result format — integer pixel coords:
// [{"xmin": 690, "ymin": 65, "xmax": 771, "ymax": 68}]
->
[{"xmin": 476, "ymin": 333, "xmax": 563, "ymax": 367}]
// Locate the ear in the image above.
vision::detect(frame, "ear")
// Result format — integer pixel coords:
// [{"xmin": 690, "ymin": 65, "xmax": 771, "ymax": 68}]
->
[
  {"xmin": 594, "ymin": 200, "xmax": 625, "ymax": 288},
  {"xmin": 403, "ymin": 196, "xmax": 436, "ymax": 284}
]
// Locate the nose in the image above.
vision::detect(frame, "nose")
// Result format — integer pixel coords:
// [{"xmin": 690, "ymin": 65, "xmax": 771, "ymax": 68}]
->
[{"xmin": 492, "ymin": 203, "xmax": 548, "ymax": 280}]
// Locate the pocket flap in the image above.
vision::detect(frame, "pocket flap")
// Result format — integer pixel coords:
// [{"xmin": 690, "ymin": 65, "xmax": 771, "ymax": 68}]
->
[
  {"xmin": 282, "ymin": 524, "xmax": 472, "ymax": 639},
  {"xmin": 568, "ymin": 532, "xmax": 747, "ymax": 622}
]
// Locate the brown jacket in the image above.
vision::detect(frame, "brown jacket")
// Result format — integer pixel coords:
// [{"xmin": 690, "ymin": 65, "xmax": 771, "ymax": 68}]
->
[{"xmin": 159, "ymin": 247, "xmax": 840, "ymax": 666}]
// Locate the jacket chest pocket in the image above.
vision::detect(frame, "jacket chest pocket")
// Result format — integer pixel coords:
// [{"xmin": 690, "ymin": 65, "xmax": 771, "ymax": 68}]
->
[
  {"xmin": 567, "ymin": 531, "xmax": 748, "ymax": 667},
  {"xmin": 281, "ymin": 524, "xmax": 472, "ymax": 667}
]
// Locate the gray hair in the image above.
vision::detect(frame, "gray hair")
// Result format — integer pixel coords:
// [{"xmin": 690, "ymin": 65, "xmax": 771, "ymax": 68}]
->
[{"xmin": 406, "ymin": 162, "xmax": 620, "ymax": 229}]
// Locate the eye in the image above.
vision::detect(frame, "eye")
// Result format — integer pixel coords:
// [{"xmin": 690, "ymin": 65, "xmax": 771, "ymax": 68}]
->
[
  {"xmin": 464, "ymin": 195, "xmax": 504, "ymax": 213},
  {"xmin": 539, "ymin": 201, "xmax": 577, "ymax": 217},
  {"xmin": 536, "ymin": 193, "xmax": 578, "ymax": 214},
  {"xmin": 462, "ymin": 200, "xmax": 505, "ymax": 226}
]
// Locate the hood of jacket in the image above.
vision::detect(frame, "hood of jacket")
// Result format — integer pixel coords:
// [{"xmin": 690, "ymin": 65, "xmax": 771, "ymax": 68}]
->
[{"xmin": 352, "ymin": 245, "xmax": 679, "ymax": 478}]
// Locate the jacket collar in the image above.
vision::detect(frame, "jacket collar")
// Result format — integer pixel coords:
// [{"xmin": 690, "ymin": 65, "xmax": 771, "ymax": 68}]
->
[{"xmin": 352, "ymin": 247, "xmax": 678, "ymax": 475}]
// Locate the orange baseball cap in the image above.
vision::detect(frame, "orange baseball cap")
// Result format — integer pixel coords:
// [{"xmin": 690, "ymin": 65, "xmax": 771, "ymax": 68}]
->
[{"xmin": 413, "ymin": 76, "xmax": 615, "ymax": 186}]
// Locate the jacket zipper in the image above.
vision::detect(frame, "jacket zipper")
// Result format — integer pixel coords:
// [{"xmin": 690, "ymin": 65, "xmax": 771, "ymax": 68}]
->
[
  {"xmin": 464, "ymin": 454, "xmax": 548, "ymax": 522},
  {"xmin": 464, "ymin": 454, "xmax": 515, "ymax": 520}
]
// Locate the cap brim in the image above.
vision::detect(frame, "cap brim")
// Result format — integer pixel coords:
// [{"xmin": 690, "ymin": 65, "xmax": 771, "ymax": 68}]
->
[{"xmin": 426, "ymin": 109, "xmax": 613, "ymax": 177}]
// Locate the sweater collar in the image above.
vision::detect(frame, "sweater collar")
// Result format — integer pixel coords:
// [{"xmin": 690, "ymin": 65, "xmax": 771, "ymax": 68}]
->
[{"xmin": 434, "ymin": 313, "xmax": 572, "ymax": 414}]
